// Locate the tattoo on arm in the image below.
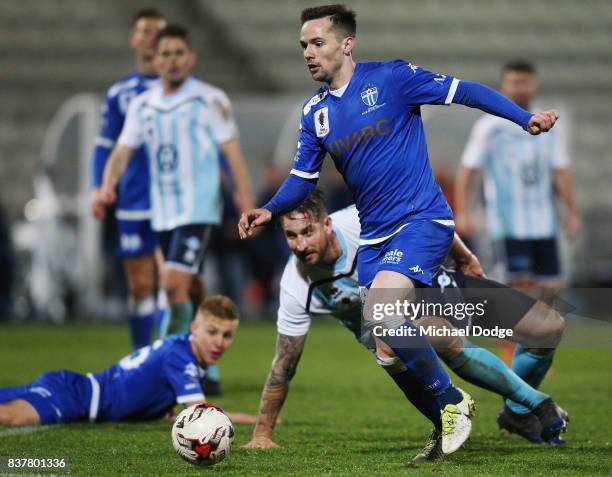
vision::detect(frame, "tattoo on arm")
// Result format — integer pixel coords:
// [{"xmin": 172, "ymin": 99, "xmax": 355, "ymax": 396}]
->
[{"xmin": 253, "ymin": 334, "xmax": 306, "ymax": 437}]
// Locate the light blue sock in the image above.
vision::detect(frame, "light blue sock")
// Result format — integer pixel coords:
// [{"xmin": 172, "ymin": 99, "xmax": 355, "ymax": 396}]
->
[
  {"xmin": 127, "ymin": 296, "xmax": 156, "ymax": 350},
  {"xmin": 445, "ymin": 344, "xmax": 549, "ymax": 412},
  {"xmin": 162, "ymin": 302, "xmax": 193, "ymax": 337},
  {"xmin": 206, "ymin": 364, "xmax": 221, "ymax": 382},
  {"xmin": 506, "ymin": 345, "xmax": 554, "ymax": 414}
]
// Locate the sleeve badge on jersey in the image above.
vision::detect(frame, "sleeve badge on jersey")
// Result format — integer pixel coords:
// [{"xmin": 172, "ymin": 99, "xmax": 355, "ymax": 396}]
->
[
  {"xmin": 212, "ymin": 98, "xmax": 233, "ymax": 122},
  {"xmin": 314, "ymin": 107, "xmax": 330, "ymax": 137}
]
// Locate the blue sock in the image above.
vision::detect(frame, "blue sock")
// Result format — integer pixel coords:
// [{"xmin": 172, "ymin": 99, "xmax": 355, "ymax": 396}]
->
[
  {"xmin": 206, "ymin": 364, "xmax": 221, "ymax": 382},
  {"xmin": 0, "ymin": 385, "xmax": 30, "ymax": 403},
  {"xmin": 506, "ymin": 345, "xmax": 554, "ymax": 414},
  {"xmin": 127, "ymin": 296, "xmax": 156, "ymax": 350},
  {"xmin": 380, "ymin": 357, "xmax": 442, "ymax": 430},
  {"xmin": 162, "ymin": 302, "xmax": 194, "ymax": 337},
  {"xmin": 379, "ymin": 320, "xmax": 460, "ymax": 408},
  {"xmin": 445, "ymin": 345, "xmax": 549, "ymax": 412}
]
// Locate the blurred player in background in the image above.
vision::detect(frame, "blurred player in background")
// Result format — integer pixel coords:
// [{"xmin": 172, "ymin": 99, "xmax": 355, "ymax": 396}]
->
[
  {"xmin": 239, "ymin": 4, "xmax": 560, "ymax": 458},
  {"xmin": 0, "ymin": 296, "xmax": 255, "ymax": 426},
  {"xmin": 101, "ymin": 26, "xmax": 254, "ymax": 347},
  {"xmin": 455, "ymin": 60, "xmax": 581, "ymax": 289},
  {"xmin": 454, "ymin": 60, "xmax": 580, "ymax": 369},
  {"xmin": 243, "ymin": 192, "xmax": 567, "ymax": 461},
  {"xmin": 90, "ymin": 8, "xmax": 166, "ymax": 351}
]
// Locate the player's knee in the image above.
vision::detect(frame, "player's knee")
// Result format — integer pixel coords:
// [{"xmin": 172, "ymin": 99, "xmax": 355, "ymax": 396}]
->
[
  {"xmin": 128, "ymin": 275, "xmax": 154, "ymax": 301},
  {"xmin": 431, "ymin": 335, "xmax": 464, "ymax": 360},
  {"xmin": 376, "ymin": 355, "xmax": 407, "ymax": 374}
]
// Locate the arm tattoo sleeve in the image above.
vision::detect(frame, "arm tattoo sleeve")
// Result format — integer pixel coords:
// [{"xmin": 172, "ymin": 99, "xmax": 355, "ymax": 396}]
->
[{"xmin": 253, "ymin": 334, "xmax": 306, "ymax": 437}]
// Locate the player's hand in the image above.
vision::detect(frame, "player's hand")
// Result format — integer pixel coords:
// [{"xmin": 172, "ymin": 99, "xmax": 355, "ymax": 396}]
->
[
  {"xmin": 99, "ymin": 183, "xmax": 117, "ymax": 206},
  {"xmin": 238, "ymin": 208, "xmax": 272, "ymax": 239},
  {"xmin": 457, "ymin": 253, "xmax": 486, "ymax": 278},
  {"xmin": 527, "ymin": 109, "xmax": 559, "ymax": 135},
  {"xmin": 241, "ymin": 435, "xmax": 281, "ymax": 449},
  {"xmin": 564, "ymin": 211, "xmax": 581, "ymax": 239},
  {"xmin": 90, "ymin": 187, "xmax": 106, "ymax": 221}
]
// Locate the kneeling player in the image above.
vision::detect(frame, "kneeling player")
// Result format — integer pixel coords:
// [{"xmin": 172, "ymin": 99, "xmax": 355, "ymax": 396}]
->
[
  {"xmin": 242, "ymin": 192, "xmax": 567, "ymax": 461},
  {"xmin": 0, "ymin": 296, "xmax": 255, "ymax": 426}
]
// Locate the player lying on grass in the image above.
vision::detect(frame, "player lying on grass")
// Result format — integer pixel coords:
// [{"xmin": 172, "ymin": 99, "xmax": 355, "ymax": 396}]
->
[
  {"xmin": 242, "ymin": 192, "xmax": 567, "ymax": 461},
  {"xmin": 0, "ymin": 296, "xmax": 255, "ymax": 426}
]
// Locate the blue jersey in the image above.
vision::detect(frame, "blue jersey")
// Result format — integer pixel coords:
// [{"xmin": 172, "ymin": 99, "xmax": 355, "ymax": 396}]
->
[
  {"xmin": 293, "ymin": 61, "xmax": 457, "ymax": 244},
  {"xmin": 92, "ymin": 336, "xmax": 205, "ymax": 422},
  {"xmin": 92, "ymin": 71, "xmax": 159, "ymax": 216}
]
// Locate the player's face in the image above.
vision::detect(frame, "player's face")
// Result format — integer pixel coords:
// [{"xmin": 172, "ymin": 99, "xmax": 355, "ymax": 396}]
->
[
  {"xmin": 155, "ymin": 37, "xmax": 196, "ymax": 86},
  {"xmin": 130, "ymin": 17, "xmax": 166, "ymax": 60},
  {"xmin": 191, "ymin": 314, "xmax": 238, "ymax": 365},
  {"xmin": 282, "ymin": 212, "xmax": 333, "ymax": 266},
  {"xmin": 501, "ymin": 71, "xmax": 538, "ymax": 109},
  {"xmin": 300, "ymin": 18, "xmax": 347, "ymax": 84}
]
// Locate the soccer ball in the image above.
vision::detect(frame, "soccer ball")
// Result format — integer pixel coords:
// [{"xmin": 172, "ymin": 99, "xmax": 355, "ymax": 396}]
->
[{"xmin": 171, "ymin": 402, "xmax": 235, "ymax": 466}]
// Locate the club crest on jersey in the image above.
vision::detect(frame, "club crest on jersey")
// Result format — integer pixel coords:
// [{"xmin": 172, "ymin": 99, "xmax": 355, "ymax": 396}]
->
[
  {"xmin": 314, "ymin": 107, "xmax": 330, "ymax": 137},
  {"xmin": 361, "ymin": 84, "xmax": 379, "ymax": 107}
]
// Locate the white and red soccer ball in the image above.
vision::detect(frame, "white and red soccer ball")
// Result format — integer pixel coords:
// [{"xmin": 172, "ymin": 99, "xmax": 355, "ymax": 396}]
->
[{"xmin": 171, "ymin": 402, "xmax": 235, "ymax": 466}]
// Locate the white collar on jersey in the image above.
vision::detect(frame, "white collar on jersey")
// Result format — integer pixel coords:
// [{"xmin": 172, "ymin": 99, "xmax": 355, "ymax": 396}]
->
[{"xmin": 329, "ymin": 81, "xmax": 350, "ymax": 98}]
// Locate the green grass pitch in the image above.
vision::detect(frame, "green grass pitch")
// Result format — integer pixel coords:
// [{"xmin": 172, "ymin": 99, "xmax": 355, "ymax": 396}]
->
[{"xmin": 1, "ymin": 320, "xmax": 611, "ymax": 476}]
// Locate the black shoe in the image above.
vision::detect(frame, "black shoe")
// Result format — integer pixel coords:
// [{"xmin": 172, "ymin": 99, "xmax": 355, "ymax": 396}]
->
[
  {"xmin": 532, "ymin": 398, "xmax": 568, "ymax": 445},
  {"xmin": 202, "ymin": 378, "xmax": 222, "ymax": 397},
  {"xmin": 497, "ymin": 405, "xmax": 543, "ymax": 443}
]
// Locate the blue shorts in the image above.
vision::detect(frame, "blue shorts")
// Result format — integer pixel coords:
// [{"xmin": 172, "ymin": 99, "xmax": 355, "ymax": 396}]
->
[
  {"xmin": 117, "ymin": 218, "xmax": 157, "ymax": 258},
  {"xmin": 0, "ymin": 371, "xmax": 93, "ymax": 425},
  {"xmin": 357, "ymin": 220, "xmax": 454, "ymax": 288},
  {"xmin": 501, "ymin": 237, "xmax": 561, "ymax": 281},
  {"xmin": 157, "ymin": 224, "xmax": 211, "ymax": 274}
]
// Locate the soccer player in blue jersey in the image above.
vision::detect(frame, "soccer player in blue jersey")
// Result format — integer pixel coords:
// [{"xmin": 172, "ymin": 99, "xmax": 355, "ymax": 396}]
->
[
  {"xmin": 90, "ymin": 9, "xmax": 166, "ymax": 351},
  {"xmin": 0, "ymin": 296, "xmax": 255, "ymax": 426},
  {"xmin": 242, "ymin": 193, "xmax": 567, "ymax": 459},
  {"xmin": 101, "ymin": 26, "xmax": 254, "ymax": 343},
  {"xmin": 239, "ymin": 4, "xmax": 561, "ymax": 457}
]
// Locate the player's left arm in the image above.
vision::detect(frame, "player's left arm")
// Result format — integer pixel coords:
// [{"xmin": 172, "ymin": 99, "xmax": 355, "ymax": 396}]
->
[
  {"xmin": 392, "ymin": 61, "xmax": 557, "ymax": 134},
  {"xmin": 553, "ymin": 168, "xmax": 581, "ymax": 238},
  {"xmin": 449, "ymin": 232, "xmax": 485, "ymax": 278},
  {"xmin": 219, "ymin": 138, "xmax": 255, "ymax": 214}
]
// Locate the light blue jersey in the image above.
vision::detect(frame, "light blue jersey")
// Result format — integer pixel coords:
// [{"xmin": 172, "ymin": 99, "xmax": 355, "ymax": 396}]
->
[
  {"xmin": 118, "ymin": 77, "xmax": 237, "ymax": 231},
  {"xmin": 461, "ymin": 114, "xmax": 570, "ymax": 239}
]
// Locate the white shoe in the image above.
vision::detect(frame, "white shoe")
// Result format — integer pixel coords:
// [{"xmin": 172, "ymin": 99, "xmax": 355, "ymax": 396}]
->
[{"xmin": 440, "ymin": 387, "xmax": 475, "ymax": 455}]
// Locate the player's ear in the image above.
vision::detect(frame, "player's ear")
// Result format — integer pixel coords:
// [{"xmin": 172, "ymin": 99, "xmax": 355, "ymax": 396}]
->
[
  {"xmin": 323, "ymin": 215, "xmax": 333, "ymax": 232},
  {"xmin": 343, "ymin": 36, "xmax": 355, "ymax": 56}
]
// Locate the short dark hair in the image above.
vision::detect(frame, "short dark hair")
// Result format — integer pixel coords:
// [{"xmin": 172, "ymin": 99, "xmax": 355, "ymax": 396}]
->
[
  {"xmin": 199, "ymin": 295, "xmax": 240, "ymax": 321},
  {"xmin": 155, "ymin": 24, "xmax": 191, "ymax": 48},
  {"xmin": 131, "ymin": 8, "xmax": 164, "ymax": 27},
  {"xmin": 502, "ymin": 60, "xmax": 536, "ymax": 76},
  {"xmin": 301, "ymin": 4, "xmax": 356, "ymax": 38},
  {"xmin": 282, "ymin": 189, "xmax": 328, "ymax": 224}
]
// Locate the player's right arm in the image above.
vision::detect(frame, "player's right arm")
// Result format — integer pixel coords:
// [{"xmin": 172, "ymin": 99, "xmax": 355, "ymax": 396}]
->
[
  {"xmin": 238, "ymin": 97, "xmax": 326, "ymax": 239},
  {"xmin": 100, "ymin": 96, "xmax": 144, "ymax": 206},
  {"xmin": 241, "ymin": 333, "xmax": 307, "ymax": 449},
  {"xmin": 90, "ymin": 87, "xmax": 123, "ymax": 220},
  {"xmin": 454, "ymin": 117, "xmax": 493, "ymax": 237}
]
